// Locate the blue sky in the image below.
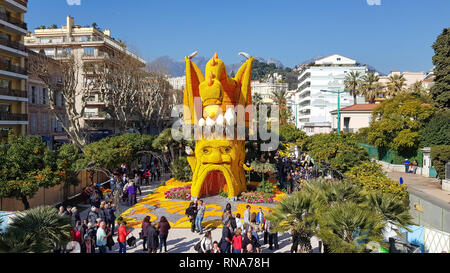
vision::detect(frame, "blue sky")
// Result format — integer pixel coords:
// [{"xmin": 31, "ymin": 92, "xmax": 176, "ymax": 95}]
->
[{"xmin": 26, "ymin": 0, "xmax": 449, "ymax": 74}]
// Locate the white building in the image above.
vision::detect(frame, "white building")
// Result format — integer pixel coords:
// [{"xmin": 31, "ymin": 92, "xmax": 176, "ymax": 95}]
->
[
  {"xmin": 251, "ymin": 80, "xmax": 288, "ymax": 104},
  {"xmin": 167, "ymin": 75, "xmax": 185, "ymax": 90},
  {"xmin": 295, "ymin": 54, "xmax": 368, "ymax": 131}
]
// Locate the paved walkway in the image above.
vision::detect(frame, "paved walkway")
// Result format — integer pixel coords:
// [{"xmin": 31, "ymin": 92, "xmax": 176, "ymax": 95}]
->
[
  {"xmin": 77, "ymin": 174, "xmax": 292, "ymax": 253},
  {"xmin": 386, "ymin": 171, "xmax": 450, "ymax": 210}
]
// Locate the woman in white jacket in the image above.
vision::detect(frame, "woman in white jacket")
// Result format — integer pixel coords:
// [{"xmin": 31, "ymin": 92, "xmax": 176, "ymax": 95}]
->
[{"xmin": 200, "ymin": 231, "xmax": 213, "ymax": 253}]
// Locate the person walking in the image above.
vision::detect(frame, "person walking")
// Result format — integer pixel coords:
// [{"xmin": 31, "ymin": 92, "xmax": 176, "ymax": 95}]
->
[
  {"xmin": 256, "ymin": 207, "xmax": 264, "ymax": 231},
  {"xmin": 141, "ymin": 216, "xmax": 151, "ymax": 252},
  {"xmin": 195, "ymin": 200, "xmax": 206, "ymax": 234},
  {"xmin": 96, "ymin": 221, "xmax": 110, "ymax": 253},
  {"xmin": 243, "ymin": 205, "xmax": 251, "ymax": 234},
  {"xmin": 98, "ymin": 201, "xmax": 107, "ymax": 223},
  {"xmin": 118, "ymin": 221, "xmax": 131, "ymax": 253},
  {"xmin": 185, "ymin": 201, "xmax": 198, "ymax": 233},
  {"xmin": 413, "ymin": 160, "xmax": 418, "ymax": 174},
  {"xmin": 71, "ymin": 207, "xmax": 81, "ymax": 227},
  {"xmin": 265, "ymin": 216, "xmax": 279, "ymax": 250},
  {"xmin": 220, "ymin": 220, "xmax": 233, "ymax": 253},
  {"xmin": 199, "ymin": 231, "xmax": 213, "ymax": 253},
  {"xmin": 157, "ymin": 216, "xmax": 171, "ymax": 253},
  {"xmin": 105, "ymin": 203, "xmax": 116, "ymax": 235},
  {"xmin": 404, "ymin": 158, "xmax": 411, "ymax": 173},
  {"xmin": 232, "ymin": 228, "xmax": 243, "ymax": 253},
  {"xmin": 134, "ymin": 173, "xmax": 142, "ymax": 197},
  {"xmin": 146, "ymin": 222, "xmax": 159, "ymax": 253},
  {"xmin": 235, "ymin": 213, "xmax": 244, "ymax": 232},
  {"xmin": 127, "ymin": 182, "xmax": 136, "ymax": 207},
  {"xmin": 87, "ymin": 206, "xmax": 99, "ymax": 226}
]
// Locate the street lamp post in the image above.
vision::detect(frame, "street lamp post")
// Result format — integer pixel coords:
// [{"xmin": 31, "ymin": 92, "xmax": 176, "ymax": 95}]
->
[{"xmin": 320, "ymin": 89, "xmax": 351, "ymax": 135}]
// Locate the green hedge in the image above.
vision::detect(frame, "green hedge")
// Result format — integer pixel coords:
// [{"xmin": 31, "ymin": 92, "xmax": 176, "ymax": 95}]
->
[{"xmin": 431, "ymin": 145, "xmax": 450, "ymax": 179}]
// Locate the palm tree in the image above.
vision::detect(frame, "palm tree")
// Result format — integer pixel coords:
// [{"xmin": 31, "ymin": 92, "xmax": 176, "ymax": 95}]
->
[
  {"xmin": 365, "ymin": 192, "xmax": 414, "ymax": 236},
  {"xmin": 344, "ymin": 71, "xmax": 362, "ymax": 105},
  {"xmin": 270, "ymin": 89, "xmax": 290, "ymax": 124},
  {"xmin": 316, "ymin": 202, "xmax": 385, "ymax": 253},
  {"xmin": 0, "ymin": 206, "xmax": 72, "ymax": 253},
  {"xmin": 385, "ymin": 74, "xmax": 406, "ymax": 98},
  {"xmin": 359, "ymin": 72, "xmax": 382, "ymax": 103},
  {"xmin": 266, "ymin": 190, "xmax": 316, "ymax": 252}
]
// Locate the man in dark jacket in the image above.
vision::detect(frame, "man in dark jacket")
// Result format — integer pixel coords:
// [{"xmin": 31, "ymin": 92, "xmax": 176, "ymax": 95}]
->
[
  {"xmin": 105, "ymin": 203, "xmax": 116, "ymax": 235},
  {"xmin": 146, "ymin": 222, "xmax": 159, "ymax": 253},
  {"xmin": 220, "ymin": 220, "xmax": 233, "ymax": 253},
  {"xmin": 185, "ymin": 202, "xmax": 198, "ymax": 233},
  {"xmin": 243, "ymin": 230, "xmax": 261, "ymax": 253}
]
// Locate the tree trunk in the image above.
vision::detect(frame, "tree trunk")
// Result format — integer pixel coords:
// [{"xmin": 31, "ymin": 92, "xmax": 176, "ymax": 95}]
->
[
  {"xmin": 21, "ymin": 195, "xmax": 30, "ymax": 210},
  {"xmin": 353, "ymin": 92, "xmax": 357, "ymax": 105}
]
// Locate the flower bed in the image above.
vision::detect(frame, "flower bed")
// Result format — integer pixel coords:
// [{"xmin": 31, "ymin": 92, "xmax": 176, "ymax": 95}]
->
[
  {"xmin": 164, "ymin": 185, "xmax": 192, "ymax": 200},
  {"xmin": 238, "ymin": 191, "xmax": 276, "ymax": 204}
]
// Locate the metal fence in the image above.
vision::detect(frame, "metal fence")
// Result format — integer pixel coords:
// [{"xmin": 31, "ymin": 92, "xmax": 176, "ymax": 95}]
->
[{"xmin": 358, "ymin": 143, "xmax": 424, "ymax": 167}]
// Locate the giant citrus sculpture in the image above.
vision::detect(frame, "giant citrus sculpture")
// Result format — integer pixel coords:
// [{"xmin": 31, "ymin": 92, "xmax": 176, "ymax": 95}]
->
[{"xmin": 183, "ymin": 52, "xmax": 254, "ymax": 201}]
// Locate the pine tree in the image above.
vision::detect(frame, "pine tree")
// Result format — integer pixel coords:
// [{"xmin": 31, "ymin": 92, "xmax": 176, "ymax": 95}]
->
[{"xmin": 430, "ymin": 28, "xmax": 450, "ymax": 109}]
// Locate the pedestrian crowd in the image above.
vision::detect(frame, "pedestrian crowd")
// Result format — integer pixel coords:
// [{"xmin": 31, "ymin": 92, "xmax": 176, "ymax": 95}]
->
[{"xmin": 190, "ymin": 203, "xmax": 280, "ymax": 253}]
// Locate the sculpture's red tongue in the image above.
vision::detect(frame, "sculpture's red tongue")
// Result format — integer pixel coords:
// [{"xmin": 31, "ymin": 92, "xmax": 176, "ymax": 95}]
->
[{"xmin": 200, "ymin": 170, "xmax": 227, "ymax": 197}]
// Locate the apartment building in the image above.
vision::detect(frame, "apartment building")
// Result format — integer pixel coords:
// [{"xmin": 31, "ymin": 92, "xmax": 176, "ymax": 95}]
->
[
  {"xmin": 379, "ymin": 70, "xmax": 425, "ymax": 89},
  {"xmin": 24, "ymin": 15, "xmax": 146, "ymax": 138},
  {"xmin": 295, "ymin": 54, "xmax": 368, "ymax": 132},
  {"xmin": 251, "ymin": 80, "xmax": 289, "ymax": 103},
  {"xmin": 27, "ymin": 50, "xmax": 69, "ymax": 149},
  {"xmin": 0, "ymin": 0, "xmax": 28, "ymax": 141}
]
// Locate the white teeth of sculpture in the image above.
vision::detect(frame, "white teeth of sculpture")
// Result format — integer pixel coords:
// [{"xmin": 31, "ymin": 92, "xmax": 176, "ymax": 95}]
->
[
  {"xmin": 198, "ymin": 118, "xmax": 205, "ymax": 127},
  {"xmin": 206, "ymin": 116, "xmax": 215, "ymax": 127},
  {"xmin": 224, "ymin": 108, "xmax": 236, "ymax": 126},
  {"xmin": 216, "ymin": 114, "xmax": 224, "ymax": 126}
]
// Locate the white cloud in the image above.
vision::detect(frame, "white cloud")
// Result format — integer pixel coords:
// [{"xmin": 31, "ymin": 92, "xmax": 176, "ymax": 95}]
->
[
  {"xmin": 67, "ymin": 0, "xmax": 81, "ymax": 6},
  {"xmin": 366, "ymin": 0, "xmax": 381, "ymax": 5}
]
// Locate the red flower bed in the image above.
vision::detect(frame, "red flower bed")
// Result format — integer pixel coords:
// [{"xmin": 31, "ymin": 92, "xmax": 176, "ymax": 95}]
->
[
  {"xmin": 238, "ymin": 191, "xmax": 276, "ymax": 204},
  {"xmin": 164, "ymin": 185, "xmax": 191, "ymax": 200}
]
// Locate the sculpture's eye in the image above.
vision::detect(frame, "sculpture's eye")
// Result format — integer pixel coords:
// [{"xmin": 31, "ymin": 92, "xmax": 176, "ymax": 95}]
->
[
  {"xmin": 202, "ymin": 148, "xmax": 210, "ymax": 154},
  {"xmin": 224, "ymin": 147, "xmax": 231, "ymax": 153}
]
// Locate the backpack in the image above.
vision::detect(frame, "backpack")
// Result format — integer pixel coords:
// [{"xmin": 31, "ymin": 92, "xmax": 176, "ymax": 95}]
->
[
  {"xmin": 127, "ymin": 236, "xmax": 136, "ymax": 247},
  {"xmin": 194, "ymin": 237, "xmax": 205, "ymax": 253},
  {"xmin": 73, "ymin": 227, "xmax": 82, "ymax": 242}
]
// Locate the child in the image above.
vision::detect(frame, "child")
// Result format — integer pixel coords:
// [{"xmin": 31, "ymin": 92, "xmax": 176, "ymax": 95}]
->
[{"xmin": 232, "ymin": 228, "xmax": 243, "ymax": 253}]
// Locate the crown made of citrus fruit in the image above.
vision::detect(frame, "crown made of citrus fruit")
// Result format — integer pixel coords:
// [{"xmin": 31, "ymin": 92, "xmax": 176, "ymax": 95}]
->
[{"xmin": 199, "ymin": 52, "xmax": 237, "ymax": 107}]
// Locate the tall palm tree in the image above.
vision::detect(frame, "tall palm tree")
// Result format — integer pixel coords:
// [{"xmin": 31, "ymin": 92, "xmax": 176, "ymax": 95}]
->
[
  {"xmin": 271, "ymin": 89, "xmax": 289, "ymax": 124},
  {"xmin": 0, "ymin": 206, "xmax": 72, "ymax": 253},
  {"xmin": 360, "ymin": 72, "xmax": 382, "ymax": 104},
  {"xmin": 386, "ymin": 74, "xmax": 406, "ymax": 98},
  {"xmin": 344, "ymin": 71, "xmax": 362, "ymax": 105}
]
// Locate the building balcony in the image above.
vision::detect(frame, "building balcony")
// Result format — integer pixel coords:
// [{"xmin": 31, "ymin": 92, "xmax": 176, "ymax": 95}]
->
[
  {"xmin": 3, "ymin": 0, "xmax": 27, "ymax": 13},
  {"xmin": 0, "ymin": 87, "xmax": 27, "ymax": 100},
  {"xmin": 0, "ymin": 13, "xmax": 27, "ymax": 33},
  {"xmin": 0, "ymin": 37, "xmax": 27, "ymax": 56},
  {"xmin": 0, "ymin": 112, "xmax": 28, "ymax": 123},
  {"xmin": 84, "ymin": 111, "xmax": 110, "ymax": 120},
  {"xmin": 0, "ymin": 59, "xmax": 27, "ymax": 78}
]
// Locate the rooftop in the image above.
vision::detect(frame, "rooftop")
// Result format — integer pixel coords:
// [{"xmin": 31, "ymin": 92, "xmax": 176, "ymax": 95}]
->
[{"xmin": 330, "ymin": 104, "xmax": 379, "ymax": 114}]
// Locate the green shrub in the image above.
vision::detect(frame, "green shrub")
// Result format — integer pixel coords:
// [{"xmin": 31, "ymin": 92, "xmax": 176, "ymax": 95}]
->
[
  {"xmin": 431, "ymin": 145, "xmax": 450, "ymax": 179},
  {"xmin": 420, "ymin": 110, "xmax": 450, "ymax": 147},
  {"xmin": 170, "ymin": 156, "xmax": 192, "ymax": 182}
]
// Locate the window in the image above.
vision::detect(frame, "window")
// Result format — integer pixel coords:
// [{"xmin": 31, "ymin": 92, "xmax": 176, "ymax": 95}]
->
[
  {"xmin": 0, "ymin": 79, "xmax": 10, "ymax": 90},
  {"xmin": 84, "ymin": 47, "xmax": 95, "ymax": 56},
  {"xmin": 31, "ymin": 86, "xmax": 36, "ymax": 104},
  {"xmin": 43, "ymin": 88, "xmax": 48, "ymax": 105},
  {"xmin": 0, "ymin": 104, "xmax": 11, "ymax": 113},
  {"xmin": 42, "ymin": 113, "xmax": 48, "ymax": 131},
  {"xmin": 31, "ymin": 114, "xmax": 37, "ymax": 133}
]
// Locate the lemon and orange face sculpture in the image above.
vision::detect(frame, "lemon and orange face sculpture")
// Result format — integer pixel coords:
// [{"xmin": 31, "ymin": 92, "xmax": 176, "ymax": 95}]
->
[{"xmin": 183, "ymin": 52, "xmax": 254, "ymax": 200}]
